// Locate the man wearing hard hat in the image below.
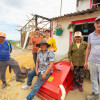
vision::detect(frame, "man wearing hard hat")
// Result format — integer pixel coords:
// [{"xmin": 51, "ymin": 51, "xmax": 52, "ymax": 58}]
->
[{"xmin": 0, "ymin": 32, "xmax": 24, "ymax": 89}]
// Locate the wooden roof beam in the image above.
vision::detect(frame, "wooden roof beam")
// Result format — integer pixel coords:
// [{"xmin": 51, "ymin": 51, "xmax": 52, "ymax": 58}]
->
[{"xmin": 31, "ymin": 14, "xmax": 51, "ymax": 21}]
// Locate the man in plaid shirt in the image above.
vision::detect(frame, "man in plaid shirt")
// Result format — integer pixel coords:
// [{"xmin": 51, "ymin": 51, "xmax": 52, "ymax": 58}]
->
[{"xmin": 24, "ymin": 39, "xmax": 55, "ymax": 100}]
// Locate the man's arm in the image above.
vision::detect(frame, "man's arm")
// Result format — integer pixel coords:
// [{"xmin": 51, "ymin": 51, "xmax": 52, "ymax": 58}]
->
[
  {"xmin": 84, "ymin": 44, "xmax": 91, "ymax": 70},
  {"xmin": 29, "ymin": 36, "xmax": 33, "ymax": 45},
  {"xmin": 44, "ymin": 61, "xmax": 54, "ymax": 75},
  {"xmin": 68, "ymin": 43, "xmax": 74, "ymax": 71},
  {"xmin": 42, "ymin": 61, "xmax": 54, "ymax": 80},
  {"xmin": 7, "ymin": 41, "xmax": 12, "ymax": 53},
  {"xmin": 35, "ymin": 58, "xmax": 39, "ymax": 75}
]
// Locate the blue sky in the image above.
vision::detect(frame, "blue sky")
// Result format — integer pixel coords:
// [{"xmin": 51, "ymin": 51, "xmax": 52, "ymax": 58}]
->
[
  {"xmin": 0, "ymin": 21, "xmax": 20, "ymax": 40},
  {"xmin": 0, "ymin": 0, "xmax": 76, "ymax": 41}
]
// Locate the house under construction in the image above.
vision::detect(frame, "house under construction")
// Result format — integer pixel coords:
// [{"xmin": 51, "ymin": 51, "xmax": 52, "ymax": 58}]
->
[{"xmin": 20, "ymin": 14, "xmax": 51, "ymax": 49}]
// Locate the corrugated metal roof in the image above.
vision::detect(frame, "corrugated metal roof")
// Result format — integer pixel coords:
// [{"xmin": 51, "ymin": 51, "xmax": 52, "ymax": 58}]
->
[{"xmin": 51, "ymin": 7, "xmax": 100, "ymax": 20}]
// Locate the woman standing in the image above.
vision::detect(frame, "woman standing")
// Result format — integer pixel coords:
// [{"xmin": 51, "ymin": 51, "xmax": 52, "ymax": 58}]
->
[
  {"xmin": 68, "ymin": 31, "xmax": 87, "ymax": 92},
  {"xmin": 44, "ymin": 29, "xmax": 57, "ymax": 52}
]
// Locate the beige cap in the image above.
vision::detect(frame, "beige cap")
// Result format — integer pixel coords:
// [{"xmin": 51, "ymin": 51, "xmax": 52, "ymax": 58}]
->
[{"xmin": 74, "ymin": 31, "xmax": 82, "ymax": 37}]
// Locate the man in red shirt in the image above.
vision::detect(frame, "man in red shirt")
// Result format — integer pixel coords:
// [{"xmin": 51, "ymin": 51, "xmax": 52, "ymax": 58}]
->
[
  {"xmin": 29, "ymin": 28, "xmax": 43, "ymax": 65},
  {"xmin": 22, "ymin": 28, "xmax": 43, "ymax": 90}
]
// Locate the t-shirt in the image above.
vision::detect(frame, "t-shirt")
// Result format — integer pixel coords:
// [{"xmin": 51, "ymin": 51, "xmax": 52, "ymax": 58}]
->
[
  {"xmin": 0, "ymin": 41, "xmax": 12, "ymax": 61},
  {"xmin": 88, "ymin": 31, "xmax": 100, "ymax": 63},
  {"xmin": 31, "ymin": 35, "xmax": 43, "ymax": 53},
  {"xmin": 76, "ymin": 43, "xmax": 80, "ymax": 49}
]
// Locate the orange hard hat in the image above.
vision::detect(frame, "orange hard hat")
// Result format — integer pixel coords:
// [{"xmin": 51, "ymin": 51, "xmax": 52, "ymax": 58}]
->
[{"xmin": 0, "ymin": 32, "xmax": 6, "ymax": 38}]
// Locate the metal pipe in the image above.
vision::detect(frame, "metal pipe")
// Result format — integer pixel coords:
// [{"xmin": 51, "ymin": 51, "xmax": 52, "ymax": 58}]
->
[{"xmin": 60, "ymin": 0, "xmax": 62, "ymax": 16}]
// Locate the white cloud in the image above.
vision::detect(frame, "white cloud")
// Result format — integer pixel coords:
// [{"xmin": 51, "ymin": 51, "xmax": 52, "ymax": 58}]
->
[
  {"xmin": 0, "ymin": 0, "xmax": 76, "ymax": 25},
  {"xmin": 0, "ymin": 1, "xmax": 27, "ymax": 25},
  {"xmin": 6, "ymin": 33, "xmax": 20, "ymax": 41},
  {"xmin": 0, "ymin": 0, "xmax": 76, "ymax": 40}
]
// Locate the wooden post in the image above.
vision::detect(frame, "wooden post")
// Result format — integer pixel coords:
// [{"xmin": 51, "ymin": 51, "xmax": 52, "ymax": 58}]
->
[
  {"xmin": 23, "ymin": 32, "xmax": 30, "ymax": 49},
  {"xmin": 92, "ymin": 0, "xmax": 93, "ymax": 8},
  {"xmin": 35, "ymin": 15, "xmax": 37, "ymax": 28},
  {"xmin": 50, "ymin": 21, "xmax": 53, "ymax": 37}
]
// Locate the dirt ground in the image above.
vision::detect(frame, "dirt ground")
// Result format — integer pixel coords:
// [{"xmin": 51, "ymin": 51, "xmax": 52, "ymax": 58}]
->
[{"xmin": 0, "ymin": 46, "xmax": 100, "ymax": 100}]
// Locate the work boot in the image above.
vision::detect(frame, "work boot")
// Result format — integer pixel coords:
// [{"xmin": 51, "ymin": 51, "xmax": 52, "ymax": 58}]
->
[
  {"xmin": 2, "ymin": 81, "xmax": 7, "ymax": 89},
  {"xmin": 16, "ymin": 77, "xmax": 25, "ymax": 83},
  {"xmin": 86, "ymin": 92, "xmax": 99, "ymax": 100}
]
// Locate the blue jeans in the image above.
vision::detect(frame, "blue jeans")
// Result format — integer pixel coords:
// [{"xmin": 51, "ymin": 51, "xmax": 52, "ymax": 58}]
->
[
  {"xmin": 27, "ymin": 69, "xmax": 36, "ymax": 86},
  {"xmin": 88, "ymin": 61, "xmax": 100, "ymax": 94},
  {"xmin": 26, "ymin": 73, "xmax": 50, "ymax": 100}
]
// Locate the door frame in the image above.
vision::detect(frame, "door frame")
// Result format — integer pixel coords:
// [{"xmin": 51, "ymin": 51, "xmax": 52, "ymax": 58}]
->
[{"xmin": 69, "ymin": 17, "xmax": 96, "ymax": 45}]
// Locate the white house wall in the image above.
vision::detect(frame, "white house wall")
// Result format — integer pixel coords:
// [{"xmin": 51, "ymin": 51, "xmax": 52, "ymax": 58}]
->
[
  {"xmin": 53, "ymin": 10, "xmax": 100, "ymax": 56},
  {"xmin": 53, "ymin": 19, "xmax": 71, "ymax": 56},
  {"xmin": 77, "ymin": 0, "xmax": 90, "ymax": 11}
]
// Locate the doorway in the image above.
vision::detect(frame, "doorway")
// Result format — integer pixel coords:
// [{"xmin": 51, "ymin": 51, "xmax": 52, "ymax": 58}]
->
[
  {"xmin": 92, "ymin": 0, "xmax": 100, "ymax": 8},
  {"xmin": 74, "ymin": 22, "xmax": 95, "ymax": 42}
]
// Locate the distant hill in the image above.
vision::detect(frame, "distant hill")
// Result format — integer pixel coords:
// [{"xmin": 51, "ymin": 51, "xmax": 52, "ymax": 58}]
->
[{"xmin": 6, "ymin": 40, "xmax": 20, "ymax": 46}]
